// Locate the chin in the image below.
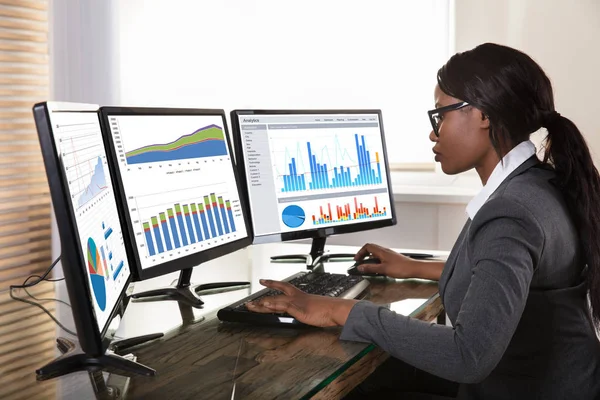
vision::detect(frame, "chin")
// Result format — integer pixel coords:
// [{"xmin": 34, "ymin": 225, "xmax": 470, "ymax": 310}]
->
[{"xmin": 440, "ymin": 163, "xmax": 460, "ymax": 175}]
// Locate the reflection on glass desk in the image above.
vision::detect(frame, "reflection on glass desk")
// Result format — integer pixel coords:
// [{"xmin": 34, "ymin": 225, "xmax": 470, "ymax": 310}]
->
[{"xmin": 0, "ymin": 243, "xmax": 446, "ymax": 400}]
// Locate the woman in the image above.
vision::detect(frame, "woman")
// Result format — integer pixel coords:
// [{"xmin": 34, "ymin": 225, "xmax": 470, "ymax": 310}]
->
[{"xmin": 247, "ymin": 43, "xmax": 600, "ymax": 399}]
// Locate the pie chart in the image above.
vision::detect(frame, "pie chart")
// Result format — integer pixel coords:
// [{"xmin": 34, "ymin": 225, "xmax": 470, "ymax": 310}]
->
[
  {"xmin": 87, "ymin": 237, "xmax": 107, "ymax": 311},
  {"xmin": 282, "ymin": 205, "xmax": 305, "ymax": 228}
]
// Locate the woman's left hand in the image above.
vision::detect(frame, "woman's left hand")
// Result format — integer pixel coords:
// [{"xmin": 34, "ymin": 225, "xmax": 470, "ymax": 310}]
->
[{"xmin": 246, "ymin": 279, "xmax": 358, "ymax": 327}]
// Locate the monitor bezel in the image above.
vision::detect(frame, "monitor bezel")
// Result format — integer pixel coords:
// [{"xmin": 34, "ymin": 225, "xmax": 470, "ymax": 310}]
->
[
  {"xmin": 230, "ymin": 109, "xmax": 397, "ymax": 244},
  {"xmin": 33, "ymin": 102, "xmax": 132, "ymax": 356},
  {"xmin": 99, "ymin": 107, "xmax": 253, "ymax": 281}
]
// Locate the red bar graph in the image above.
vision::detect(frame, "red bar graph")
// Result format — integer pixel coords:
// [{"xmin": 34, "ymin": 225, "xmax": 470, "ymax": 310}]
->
[{"xmin": 312, "ymin": 196, "xmax": 387, "ymax": 225}]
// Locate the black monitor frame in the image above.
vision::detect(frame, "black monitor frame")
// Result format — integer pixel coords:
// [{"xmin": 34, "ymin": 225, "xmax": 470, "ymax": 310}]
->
[
  {"xmin": 99, "ymin": 107, "xmax": 253, "ymax": 282},
  {"xmin": 33, "ymin": 102, "xmax": 131, "ymax": 357},
  {"xmin": 230, "ymin": 109, "xmax": 397, "ymax": 263}
]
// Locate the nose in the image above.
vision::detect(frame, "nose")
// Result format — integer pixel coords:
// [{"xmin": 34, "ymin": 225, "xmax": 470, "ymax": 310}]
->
[{"xmin": 429, "ymin": 129, "xmax": 438, "ymax": 142}]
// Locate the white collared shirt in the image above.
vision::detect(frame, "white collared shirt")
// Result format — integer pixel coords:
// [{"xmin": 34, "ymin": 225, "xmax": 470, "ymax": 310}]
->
[{"xmin": 466, "ymin": 140, "xmax": 537, "ymax": 219}]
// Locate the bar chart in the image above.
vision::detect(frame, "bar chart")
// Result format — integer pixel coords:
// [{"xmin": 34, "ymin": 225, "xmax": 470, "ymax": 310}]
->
[
  {"xmin": 141, "ymin": 193, "xmax": 238, "ymax": 256},
  {"xmin": 280, "ymin": 134, "xmax": 383, "ymax": 193},
  {"xmin": 311, "ymin": 196, "xmax": 388, "ymax": 225}
]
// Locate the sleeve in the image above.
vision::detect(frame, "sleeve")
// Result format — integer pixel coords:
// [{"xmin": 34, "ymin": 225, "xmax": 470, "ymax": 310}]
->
[{"xmin": 339, "ymin": 197, "xmax": 544, "ymax": 383}]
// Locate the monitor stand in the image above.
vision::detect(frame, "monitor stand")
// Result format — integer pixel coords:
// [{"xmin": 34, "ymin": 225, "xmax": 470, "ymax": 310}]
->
[
  {"xmin": 270, "ymin": 237, "xmax": 355, "ymax": 269},
  {"xmin": 130, "ymin": 267, "xmax": 250, "ymax": 308},
  {"xmin": 36, "ymin": 336, "xmax": 158, "ymax": 381}
]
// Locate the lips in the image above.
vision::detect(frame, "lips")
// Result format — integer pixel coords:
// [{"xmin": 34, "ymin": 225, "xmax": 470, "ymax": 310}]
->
[{"xmin": 432, "ymin": 148, "xmax": 441, "ymax": 161}]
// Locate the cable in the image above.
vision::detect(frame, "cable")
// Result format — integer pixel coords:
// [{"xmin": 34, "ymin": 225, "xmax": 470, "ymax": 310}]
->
[
  {"xmin": 10, "ymin": 290, "xmax": 77, "ymax": 336},
  {"xmin": 11, "ymin": 256, "xmax": 62, "ymax": 289},
  {"xmin": 20, "ymin": 272, "xmax": 71, "ymax": 307},
  {"xmin": 24, "ymin": 274, "xmax": 65, "ymax": 283},
  {"xmin": 23, "ymin": 287, "xmax": 72, "ymax": 308},
  {"xmin": 9, "ymin": 255, "xmax": 77, "ymax": 336}
]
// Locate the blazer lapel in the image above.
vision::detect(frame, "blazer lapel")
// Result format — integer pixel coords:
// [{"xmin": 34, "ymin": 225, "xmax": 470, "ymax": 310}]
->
[
  {"xmin": 439, "ymin": 218, "xmax": 472, "ymax": 301},
  {"xmin": 440, "ymin": 156, "xmax": 542, "ymax": 301}
]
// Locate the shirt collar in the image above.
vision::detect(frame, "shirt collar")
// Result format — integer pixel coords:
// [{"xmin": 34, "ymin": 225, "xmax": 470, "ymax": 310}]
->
[{"xmin": 466, "ymin": 140, "xmax": 536, "ymax": 219}]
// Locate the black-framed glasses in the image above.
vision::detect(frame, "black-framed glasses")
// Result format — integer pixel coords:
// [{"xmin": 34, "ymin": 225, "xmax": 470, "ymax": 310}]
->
[{"xmin": 428, "ymin": 101, "xmax": 470, "ymax": 137}]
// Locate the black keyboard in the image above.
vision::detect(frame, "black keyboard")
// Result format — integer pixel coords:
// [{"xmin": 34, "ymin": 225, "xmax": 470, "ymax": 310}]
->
[{"xmin": 217, "ymin": 271, "xmax": 369, "ymax": 326}]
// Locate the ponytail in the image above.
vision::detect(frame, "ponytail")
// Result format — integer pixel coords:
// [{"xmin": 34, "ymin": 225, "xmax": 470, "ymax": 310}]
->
[{"xmin": 543, "ymin": 112, "xmax": 600, "ymax": 326}]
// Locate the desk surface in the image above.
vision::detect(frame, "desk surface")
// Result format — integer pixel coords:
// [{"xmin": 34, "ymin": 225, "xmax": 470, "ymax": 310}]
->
[{"xmin": 0, "ymin": 243, "xmax": 445, "ymax": 400}]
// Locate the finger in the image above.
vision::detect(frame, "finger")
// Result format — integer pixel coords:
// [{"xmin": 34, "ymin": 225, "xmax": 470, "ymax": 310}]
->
[
  {"xmin": 355, "ymin": 243, "xmax": 381, "ymax": 260},
  {"xmin": 249, "ymin": 295, "xmax": 291, "ymax": 313},
  {"xmin": 357, "ymin": 261, "xmax": 384, "ymax": 274},
  {"xmin": 246, "ymin": 301, "xmax": 276, "ymax": 313},
  {"xmin": 259, "ymin": 279, "xmax": 299, "ymax": 296}
]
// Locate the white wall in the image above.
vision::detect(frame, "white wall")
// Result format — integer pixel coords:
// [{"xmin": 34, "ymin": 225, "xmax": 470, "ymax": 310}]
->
[
  {"xmin": 454, "ymin": 0, "xmax": 600, "ymax": 161},
  {"xmin": 47, "ymin": 1, "xmax": 600, "ymax": 258},
  {"xmin": 49, "ymin": 0, "xmax": 121, "ymax": 105},
  {"xmin": 117, "ymin": 0, "xmax": 451, "ymax": 165},
  {"xmin": 317, "ymin": 0, "xmax": 600, "ymax": 252}
]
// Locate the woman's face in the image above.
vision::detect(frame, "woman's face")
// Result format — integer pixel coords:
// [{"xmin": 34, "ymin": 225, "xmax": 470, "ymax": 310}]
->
[{"xmin": 429, "ymin": 85, "xmax": 495, "ymax": 175}]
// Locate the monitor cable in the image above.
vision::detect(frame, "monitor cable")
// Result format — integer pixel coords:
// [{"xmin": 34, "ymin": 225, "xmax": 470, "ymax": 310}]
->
[{"xmin": 9, "ymin": 255, "xmax": 77, "ymax": 336}]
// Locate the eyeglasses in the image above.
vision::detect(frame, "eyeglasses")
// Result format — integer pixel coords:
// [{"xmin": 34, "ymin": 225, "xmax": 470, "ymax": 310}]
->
[{"xmin": 427, "ymin": 101, "xmax": 470, "ymax": 137}]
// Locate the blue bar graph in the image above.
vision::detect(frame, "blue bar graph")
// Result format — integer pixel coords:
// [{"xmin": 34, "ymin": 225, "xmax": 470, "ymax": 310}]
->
[
  {"xmin": 204, "ymin": 196, "xmax": 217, "ymax": 238},
  {"xmin": 198, "ymin": 205, "xmax": 211, "ymax": 239},
  {"xmin": 280, "ymin": 134, "xmax": 383, "ymax": 192},
  {"xmin": 159, "ymin": 212, "xmax": 172, "ymax": 251},
  {"xmin": 104, "ymin": 227, "xmax": 113, "ymax": 240},
  {"xmin": 190, "ymin": 204, "xmax": 203, "ymax": 241},
  {"xmin": 167, "ymin": 208, "xmax": 181, "ymax": 248},
  {"xmin": 226, "ymin": 200, "xmax": 236, "ymax": 232},
  {"xmin": 183, "ymin": 205, "xmax": 196, "ymax": 244},
  {"xmin": 142, "ymin": 195, "xmax": 239, "ymax": 254},
  {"xmin": 151, "ymin": 217, "xmax": 164, "ymax": 253},
  {"xmin": 218, "ymin": 197, "xmax": 230, "ymax": 234},
  {"xmin": 210, "ymin": 194, "xmax": 224, "ymax": 236},
  {"xmin": 108, "ymin": 251, "xmax": 113, "ymax": 260},
  {"xmin": 113, "ymin": 261, "xmax": 124, "ymax": 280},
  {"xmin": 143, "ymin": 222, "xmax": 156, "ymax": 256},
  {"xmin": 175, "ymin": 204, "xmax": 189, "ymax": 246}
]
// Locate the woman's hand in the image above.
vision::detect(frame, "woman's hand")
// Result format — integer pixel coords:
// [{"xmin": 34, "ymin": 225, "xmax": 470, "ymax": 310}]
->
[
  {"xmin": 354, "ymin": 243, "xmax": 418, "ymax": 279},
  {"xmin": 246, "ymin": 279, "xmax": 358, "ymax": 327},
  {"xmin": 355, "ymin": 243, "xmax": 445, "ymax": 281}
]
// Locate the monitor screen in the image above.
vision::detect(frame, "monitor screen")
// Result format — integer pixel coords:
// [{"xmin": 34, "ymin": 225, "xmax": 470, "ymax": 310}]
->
[
  {"xmin": 102, "ymin": 109, "xmax": 250, "ymax": 278},
  {"xmin": 45, "ymin": 102, "xmax": 131, "ymax": 334},
  {"xmin": 233, "ymin": 110, "xmax": 395, "ymax": 242}
]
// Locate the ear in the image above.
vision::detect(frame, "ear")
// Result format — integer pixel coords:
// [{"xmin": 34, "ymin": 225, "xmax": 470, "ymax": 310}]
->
[{"xmin": 480, "ymin": 112, "xmax": 490, "ymax": 130}]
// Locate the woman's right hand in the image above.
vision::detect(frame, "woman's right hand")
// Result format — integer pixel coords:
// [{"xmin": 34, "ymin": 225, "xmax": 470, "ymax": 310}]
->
[{"xmin": 354, "ymin": 243, "xmax": 418, "ymax": 279}]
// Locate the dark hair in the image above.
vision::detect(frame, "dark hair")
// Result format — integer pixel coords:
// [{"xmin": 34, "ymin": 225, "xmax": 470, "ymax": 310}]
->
[{"xmin": 437, "ymin": 42, "xmax": 600, "ymax": 326}]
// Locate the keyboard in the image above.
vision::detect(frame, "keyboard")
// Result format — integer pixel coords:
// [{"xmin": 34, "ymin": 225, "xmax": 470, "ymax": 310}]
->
[{"xmin": 217, "ymin": 271, "xmax": 369, "ymax": 326}]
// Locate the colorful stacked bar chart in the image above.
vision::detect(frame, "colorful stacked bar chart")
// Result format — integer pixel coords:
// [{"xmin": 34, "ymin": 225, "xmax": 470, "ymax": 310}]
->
[
  {"xmin": 311, "ymin": 196, "xmax": 387, "ymax": 225},
  {"xmin": 167, "ymin": 208, "xmax": 181, "ymax": 248},
  {"xmin": 151, "ymin": 217, "xmax": 164, "ymax": 254},
  {"xmin": 159, "ymin": 212, "xmax": 173, "ymax": 251},
  {"xmin": 174, "ymin": 204, "xmax": 189, "ymax": 246},
  {"xmin": 183, "ymin": 205, "xmax": 196, "ymax": 243},
  {"xmin": 281, "ymin": 134, "xmax": 383, "ymax": 193},
  {"xmin": 143, "ymin": 222, "xmax": 156, "ymax": 256},
  {"xmin": 225, "ymin": 200, "xmax": 236, "ymax": 232},
  {"xmin": 142, "ymin": 193, "xmax": 238, "ymax": 256}
]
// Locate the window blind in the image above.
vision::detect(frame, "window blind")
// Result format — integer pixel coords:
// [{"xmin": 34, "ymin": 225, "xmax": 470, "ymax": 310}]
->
[{"xmin": 0, "ymin": 1, "xmax": 55, "ymax": 399}]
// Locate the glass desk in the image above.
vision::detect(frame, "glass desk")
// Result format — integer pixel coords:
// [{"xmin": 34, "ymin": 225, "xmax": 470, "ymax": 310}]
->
[{"xmin": 0, "ymin": 243, "xmax": 445, "ymax": 400}]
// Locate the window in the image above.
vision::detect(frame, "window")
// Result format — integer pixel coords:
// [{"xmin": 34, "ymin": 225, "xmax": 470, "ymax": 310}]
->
[{"xmin": 119, "ymin": 0, "xmax": 452, "ymax": 169}]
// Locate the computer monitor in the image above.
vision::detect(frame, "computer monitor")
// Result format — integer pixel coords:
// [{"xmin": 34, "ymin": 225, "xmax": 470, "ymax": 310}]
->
[
  {"xmin": 99, "ymin": 107, "xmax": 253, "ymax": 307},
  {"xmin": 230, "ymin": 109, "xmax": 396, "ymax": 267},
  {"xmin": 33, "ymin": 102, "xmax": 156, "ymax": 380}
]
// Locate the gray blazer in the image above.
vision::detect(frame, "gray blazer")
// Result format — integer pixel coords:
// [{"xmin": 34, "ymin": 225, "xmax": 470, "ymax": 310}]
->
[{"xmin": 341, "ymin": 156, "xmax": 600, "ymax": 399}]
